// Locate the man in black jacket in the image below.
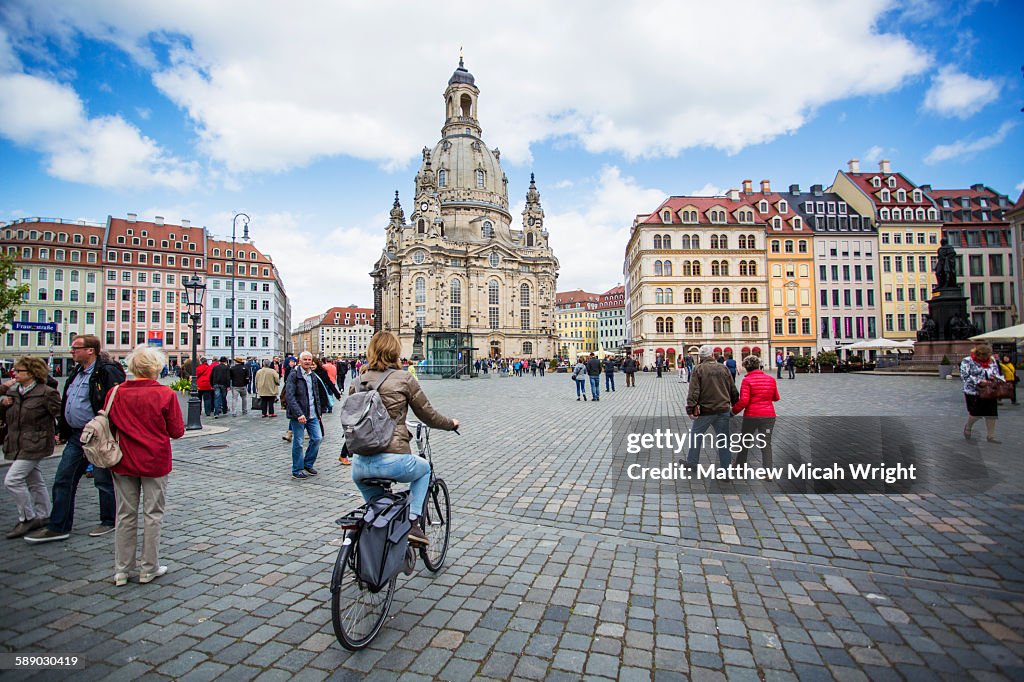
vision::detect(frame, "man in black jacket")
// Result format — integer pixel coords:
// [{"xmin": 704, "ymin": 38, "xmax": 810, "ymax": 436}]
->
[
  {"xmin": 210, "ymin": 357, "xmax": 230, "ymax": 417},
  {"xmin": 285, "ymin": 352, "xmax": 323, "ymax": 480},
  {"xmin": 586, "ymin": 352, "xmax": 603, "ymax": 401},
  {"xmin": 25, "ymin": 335, "xmax": 124, "ymax": 543},
  {"xmin": 228, "ymin": 355, "xmax": 250, "ymax": 417}
]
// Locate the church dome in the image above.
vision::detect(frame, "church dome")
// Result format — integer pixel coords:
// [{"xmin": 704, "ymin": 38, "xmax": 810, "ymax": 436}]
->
[
  {"xmin": 448, "ymin": 57, "xmax": 475, "ymax": 86},
  {"xmin": 429, "ymin": 134, "xmax": 507, "ymax": 211}
]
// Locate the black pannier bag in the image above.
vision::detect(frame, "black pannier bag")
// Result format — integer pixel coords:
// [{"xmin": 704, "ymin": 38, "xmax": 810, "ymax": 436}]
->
[{"xmin": 357, "ymin": 494, "xmax": 411, "ymax": 592}]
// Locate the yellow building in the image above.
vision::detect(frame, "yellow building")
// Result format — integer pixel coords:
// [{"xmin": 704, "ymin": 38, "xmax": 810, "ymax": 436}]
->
[
  {"xmin": 830, "ymin": 160, "xmax": 942, "ymax": 340},
  {"xmin": 555, "ymin": 290, "xmax": 599, "ymax": 359}
]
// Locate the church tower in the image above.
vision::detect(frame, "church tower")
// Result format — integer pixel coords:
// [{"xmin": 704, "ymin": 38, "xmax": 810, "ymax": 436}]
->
[{"xmin": 371, "ymin": 59, "xmax": 560, "ymax": 367}]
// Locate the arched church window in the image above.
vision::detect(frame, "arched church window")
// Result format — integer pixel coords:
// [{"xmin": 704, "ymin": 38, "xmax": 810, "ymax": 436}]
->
[
  {"xmin": 415, "ymin": 277, "xmax": 426, "ymax": 303},
  {"xmin": 417, "ymin": 219, "xmax": 425, "ymax": 234},
  {"xmin": 476, "ymin": 169, "xmax": 485, "ymax": 188},
  {"xmin": 460, "ymin": 94, "xmax": 472, "ymax": 117},
  {"xmin": 438, "ymin": 170, "xmax": 447, "ymax": 187},
  {"xmin": 482, "ymin": 221, "xmax": 494, "ymax": 239},
  {"xmin": 526, "ymin": 233, "xmax": 534, "ymax": 247}
]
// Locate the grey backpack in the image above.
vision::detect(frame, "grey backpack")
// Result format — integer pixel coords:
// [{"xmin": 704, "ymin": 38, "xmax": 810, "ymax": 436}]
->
[{"xmin": 339, "ymin": 369, "xmax": 397, "ymax": 455}]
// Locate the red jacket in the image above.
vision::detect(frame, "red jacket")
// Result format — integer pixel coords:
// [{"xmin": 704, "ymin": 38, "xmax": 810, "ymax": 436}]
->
[
  {"xmin": 195, "ymin": 362, "xmax": 212, "ymax": 391},
  {"xmin": 108, "ymin": 380, "xmax": 185, "ymax": 477},
  {"xmin": 732, "ymin": 369, "xmax": 780, "ymax": 417}
]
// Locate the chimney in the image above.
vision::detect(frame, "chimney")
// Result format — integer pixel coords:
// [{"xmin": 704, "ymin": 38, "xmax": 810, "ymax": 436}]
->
[
  {"xmin": 848, "ymin": 159, "xmax": 860, "ymax": 173},
  {"xmin": 879, "ymin": 159, "xmax": 891, "ymax": 174},
  {"xmin": 970, "ymin": 183, "xmax": 985, "ymax": 192},
  {"xmin": 742, "ymin": 179, "xmax": 753, "ymax": 194},
  {"xmin": 154, "ymin": 216, "xmax": 164, "ymax": 226},
  {"xmin": 789, "ymin": 184, "xmax": 801, "ymax": 195},
  {"xmin": 727, "ymin": 188, "xmax": 741, "ymax": 201},
  {"xmin": 760, "ymin": 179, "xmax": 771, "ymax": 194},
  {"xmin": 181, "ymin": 219, "xmax": 190, "ymax": 228},
  {"xmin": 127, "ymin": 213, "xmax": 137, "ymax": 222},
  {"xmin": 811, "ymin": 184, "xmax": 823, "ymax": 196}
]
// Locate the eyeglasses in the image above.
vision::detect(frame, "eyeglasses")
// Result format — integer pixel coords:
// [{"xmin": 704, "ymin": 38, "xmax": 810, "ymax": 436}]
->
[
  {"xmin": 70, "ymin": 345, "xmax": 87, "ymax": 350},
  {"xmin": 13, "ymin": 368, "xmax": 29, "ymax": 373}
]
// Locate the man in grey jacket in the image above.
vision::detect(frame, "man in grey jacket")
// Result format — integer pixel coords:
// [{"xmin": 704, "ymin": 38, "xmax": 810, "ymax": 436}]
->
[{"xmin": 685, "ymin": 345, "xmax": 739, "ymax": 468}]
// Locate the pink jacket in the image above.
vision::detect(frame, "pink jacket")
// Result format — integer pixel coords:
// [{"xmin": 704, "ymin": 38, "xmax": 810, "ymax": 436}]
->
[{"xmin": 732, "ymin": 369, "xmax": 780, "ymax": 417}]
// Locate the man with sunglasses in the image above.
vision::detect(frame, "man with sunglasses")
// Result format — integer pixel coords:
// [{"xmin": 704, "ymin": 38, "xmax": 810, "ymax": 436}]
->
[{"xmin": 25, "ymin": 335, "xmax": 125, "ymax": 543}]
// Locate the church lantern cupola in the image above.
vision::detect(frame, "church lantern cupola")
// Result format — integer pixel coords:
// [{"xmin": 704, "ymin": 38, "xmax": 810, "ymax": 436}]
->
[{"xmin": 443, "ymin": 57, "xmax": 482, "ymax": 139}]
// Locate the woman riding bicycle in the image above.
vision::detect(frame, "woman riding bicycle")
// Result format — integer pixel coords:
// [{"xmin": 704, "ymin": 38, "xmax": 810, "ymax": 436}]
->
[{"xmin": 349, "ymin": 331, "xmax": 458, "ymax": 546}]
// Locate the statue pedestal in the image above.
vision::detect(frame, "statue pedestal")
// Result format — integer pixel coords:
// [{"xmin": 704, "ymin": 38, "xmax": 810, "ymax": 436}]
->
[
  {"xmin": 411, "ymin": 342, "xmax": 423, "ymax": 362},
  {"xmin": 927, "ymin": 286, "xmax": 968, "ymax": 341},
  {"xmin": 907, "ymin": 340, "xmax": 973, "ymax": 364}
]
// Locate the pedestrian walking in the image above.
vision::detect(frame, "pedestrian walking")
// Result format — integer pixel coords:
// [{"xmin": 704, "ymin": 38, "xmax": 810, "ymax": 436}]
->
[
  {"xmin": 655, "ymin": 355, "xmax": 664, "ymax": 378},
  {"xmin": 1, "ymin": 357, "xmax": 61, "ymax": 539},
  {"xmin": 961, "ymin": 343, "xmax": 1006, "ymax": 443},
  {"xmin": 586, "ymin": 352, "xmax": 602, "ymax": 401},
  {"xmin": 775, "ymin": 351, "xmax": 784, "ymax": 380},
  {"xmin": 622, "ymin": 355, "xmax": 637, "ymax": 387},
  {"xmin": 732, "ymin": 355, "xmax": 780, "ymax": 468},
  {"xmin": 685, "ymin": 355, "xmax": 694, "ymax": 382},
  {"xmin": 210, "ymin": 357, "xmax": 230, "ymax": 417},
  {"xmin": 677, "ymin": 360, "xmax": 686, "ymax": 381},
  {"xmin": 228, "ymin": 356, "xmax": 250, "ymax": 417},
  {"xmin": 335, "ymin": 359, "xmax": 348, "ymax": 392},
  {"xmin": 786, "ymin": 354, "xmax": 796, "ymax": 380},
  {"xmin": 195, "ymin": 356, "xmax": 214, "ymax": 416},
  {"xmin": 685, "ymin": 345, "xmax": 739, "ymax": 469},
  {"xmin": 312, "ymin": 357, "xmax": 342, "ymax": 415},
  {"xmin": 572, "ymin": 358, "xmax": 588, "ymax": 401},
  {"xmin": 603, "ymin": 356, "xmax": 616, "ymax": 392},
  {"xmin": 255, "ymin": 360, "xmax": 281, "ymax": 417},
  {"xmin": 725, "ymin": 355, "xmax": 738, "ymax": 382},
  {"xmin": 25, "ymin": 335, "xmax": 124, "ymax": 543},
  {"xmin": 285, "ymin": 352, "xmax": 324, "ymax": 479},
  {"xmin": 107, "ymin": 345, "xmax": 185, "ymax": 585},
  {"xmin": 280, "ymin": 356, "xmax": 298, "ymax": 442},
  {"xmin": 999, "ymin": 355, "xmax": 1018, "ymax": 405}
]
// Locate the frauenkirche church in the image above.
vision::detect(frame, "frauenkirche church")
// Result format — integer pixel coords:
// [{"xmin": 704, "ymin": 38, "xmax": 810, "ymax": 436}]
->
[{"xmin": 372, "ymin": 60, "xmax": 559, "ymax": 368}]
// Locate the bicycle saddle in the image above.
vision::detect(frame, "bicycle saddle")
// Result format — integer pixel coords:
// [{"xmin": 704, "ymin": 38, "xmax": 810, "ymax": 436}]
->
[{"xmin": 360, "ymin": 478, "xmax": 397, "ymax": 488}]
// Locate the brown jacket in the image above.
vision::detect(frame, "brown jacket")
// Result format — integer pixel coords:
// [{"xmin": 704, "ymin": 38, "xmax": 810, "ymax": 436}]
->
[
  {"xmin": 686, "ymin": 358, "xmax": 739, "ymax": 415},
  {"xmin": 348, "ymin": 368, "xmax": 455, "ymax": 454},
  {"xmin": 0, "ymin": 382, "xmax": 62, "ymax": 461}
]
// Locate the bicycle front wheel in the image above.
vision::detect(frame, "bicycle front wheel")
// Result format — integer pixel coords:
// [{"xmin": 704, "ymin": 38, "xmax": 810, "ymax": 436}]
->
[
  {"xmin": 420, "ymin": 477, "xmax": 451, "ymax": 571},
  {"xmin": 330, "ymin": 537, "xmax": 396, "ymax": 650}
]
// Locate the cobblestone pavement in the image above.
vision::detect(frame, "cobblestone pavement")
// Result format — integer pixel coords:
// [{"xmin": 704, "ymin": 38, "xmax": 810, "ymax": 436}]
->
[{"xmin": 2, "ymin": 372, "xmax": 1023, "ymax": 680}]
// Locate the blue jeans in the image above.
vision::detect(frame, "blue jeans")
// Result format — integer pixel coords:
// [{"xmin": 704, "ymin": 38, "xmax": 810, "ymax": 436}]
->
[
  {"xmin": 290, "ymin": 418, "xmax": 323, "ymax": 474},
  {"xmin": 686, "ymin": 412, "xmax": 733, "ymax": 468},
  {"xmin": 49, "ymin": 430, "xmax": 116, "ymax": 532},
  {"xmin": 213, "ymin": 385, "xmax": 227, "ymax": 414},
  {"xmin": 605, "ymin": 373, "xmax": 615, "ymax": 391},
  {"xmin": 589, "ymin": 375, "xmax": 600, "ymax": 399},
  {"xmin": 575, "ymin": 379, "xmax": 586, "ymax": 397},
  {"xmin": 352, "ymin": 453, "xmax": 431, "ymax": 518}
]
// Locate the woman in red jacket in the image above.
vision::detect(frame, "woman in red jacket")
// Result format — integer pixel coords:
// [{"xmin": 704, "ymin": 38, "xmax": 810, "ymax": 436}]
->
[
  {"xmin": 107, "ymin": 345, "xmax": 185, "ymax": 586},
  {"xmin": 194, "ymin": 357, "xmax": 214, "ymax": 416},
  {"xmin": 732, "ymin": 355, "xmax": 780, "ymax": 468}
]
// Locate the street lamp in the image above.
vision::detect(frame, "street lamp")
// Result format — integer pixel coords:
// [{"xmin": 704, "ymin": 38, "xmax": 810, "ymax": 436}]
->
[
  {"xmin": 183, "ymin": 274, "xmax": 207, "ymax": 431},
  {"xmin": 230, "ymin": 212, "xmax": 251, "ymax": 360}
]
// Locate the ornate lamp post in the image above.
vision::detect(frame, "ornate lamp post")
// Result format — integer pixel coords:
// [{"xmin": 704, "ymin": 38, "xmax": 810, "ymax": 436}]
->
[
  {"xmin": 183, "ymin": 274, "xmax": 207, "ymax": 431},
  {"xmin": 230, "ymin": 212, "xmax": 251, "ymax": 360}
]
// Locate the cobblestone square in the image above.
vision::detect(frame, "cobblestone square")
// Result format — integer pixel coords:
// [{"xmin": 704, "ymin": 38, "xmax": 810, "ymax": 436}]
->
[{"xmin": 2, "ymin": 371, "xmax": 1024, "ymax": 680}]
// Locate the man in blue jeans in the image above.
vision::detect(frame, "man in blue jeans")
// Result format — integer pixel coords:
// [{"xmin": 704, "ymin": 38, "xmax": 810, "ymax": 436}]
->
[
  {"xmin": 586, "ymin": 352, "xmax": 602, "ymax": 401},
  {"xmin": 604, "ymin": 356, "xmax": 616, "ymax": 392},
  {"xmin": 285, "ymin": 351, "xmax": 323, "ymax": 480},
  {"xmin": 685, "ymin": 345, "xmax": 740, "ymax": 469},
  {"xmin": 25, "ymin": 334, "xmax": 123, "ymax": 543}
]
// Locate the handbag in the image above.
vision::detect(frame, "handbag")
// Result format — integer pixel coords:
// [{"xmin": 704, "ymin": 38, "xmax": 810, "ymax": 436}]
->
[
  {"xmin": 81, "ymin": 384, "xmax": 123, "ymax": 468},
  {"xmin": 312, "ymin": 372, "xmax": 336, "ymax": 410},
  {"xmin": 978, "ymin": 380, "xmax": 1013, "ymax": 401}
]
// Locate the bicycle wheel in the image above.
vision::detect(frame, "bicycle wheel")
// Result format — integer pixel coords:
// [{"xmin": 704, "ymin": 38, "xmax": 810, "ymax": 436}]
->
[
  {"xmin": 419, "ymin": 477, "xmax": 451, "ymax": 571},
  {"xmin": 330, "ymin": 536, "xmax": 396, "ymax": 650}
]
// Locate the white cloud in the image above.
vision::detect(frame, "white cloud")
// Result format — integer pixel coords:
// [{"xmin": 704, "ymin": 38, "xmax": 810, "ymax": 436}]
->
[
  {"xmin": 545, "ymin": 166, "xmax": 665, "ymax": 293},
  {"xmin": 923, "ymin": 66, "xmax": 999, "ymax": 118},
  {"xmin": 135, "ymin": 106, "xmax": 151, "ymax": 120},
  {"xmin": 1, "ymin": 1, "xmax": 932, "ymax": 173},
  {"xmin": 1016, "ymin": 179, "xmax": 1024, "ymax": 194},
  {"xmin": 552, "ymin": 179, "xmax": 574, "ymax": 189},
  {"xmin": 924, "ymin": 121, "xmax": 1017, "ymax": 165},
  {"xmin": 0, "ymin": 70, "xmax": 197, "ymax": 189},
  {"xmin": 862, "ymin": 145, "xmax": 885, "ymax": 164},
  {"xmin": 689, "ymin": 182, "xmax": 725, "ymax": 197}
]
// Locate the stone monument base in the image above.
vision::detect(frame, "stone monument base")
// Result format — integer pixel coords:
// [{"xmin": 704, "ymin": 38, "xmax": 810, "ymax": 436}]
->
[{"xmin": 907, "ymin": 340, "xmax": 974, "ymax": 364}]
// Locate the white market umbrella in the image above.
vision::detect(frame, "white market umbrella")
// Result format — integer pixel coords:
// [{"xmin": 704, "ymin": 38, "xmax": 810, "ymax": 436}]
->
[{"xmin": 971, "ymin": 323, "xmax": 1024, "ymax": 342}]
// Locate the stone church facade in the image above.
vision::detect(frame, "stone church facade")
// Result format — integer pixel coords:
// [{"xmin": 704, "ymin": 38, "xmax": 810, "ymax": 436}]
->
[{"xmin": 371, "ymin": 60, "xmax": 559, "ymax": 360}]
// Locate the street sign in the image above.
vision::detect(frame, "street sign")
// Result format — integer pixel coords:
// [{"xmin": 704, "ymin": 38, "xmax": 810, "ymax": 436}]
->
[
  {"xmin": 12, "ymin": 321, "xmax": 57, "ymax": 332},
  {"xmin": 147, "ymin": 331, "xmax": 164, "ymax": 347}
]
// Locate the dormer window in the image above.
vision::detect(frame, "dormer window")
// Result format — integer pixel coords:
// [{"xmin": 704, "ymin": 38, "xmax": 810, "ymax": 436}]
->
[
  {"xmin": 662, "ymin": 210, "xmax": 671, "ymax": 223},
  {"xmin": 912, "ymin": 190, "xmax": 922, "ymax": 203},
  {"xmin": 880, "ymin": 189, "xmax": 890, "ymax": 202},
  {"xmin": 777, "ymin": 200, "xmax": 788, "ymax": 214},
  {"xmin": 871, "ymin": 177, "xmax": 881, "ymax": 188},
  {"xmin": 887, "ymin": 177, "xmax": 896, "ymax": 188},
  {"xmin": 896, "ymin": 189, "xmax": 906, "ymax": 202},
  {"xmin": 838, "ymin": 203, "xmax": 847, "ymax": 215},
  {"xmin": 759, "ymin": 200, "xmax": 768, "ymax": 213},
  {"xmin": 792, "ymin": 217, "xmax": 802, "ymax": 230}
]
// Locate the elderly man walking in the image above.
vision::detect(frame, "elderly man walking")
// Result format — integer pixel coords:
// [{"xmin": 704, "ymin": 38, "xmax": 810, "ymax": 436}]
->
[
  {"xmin": 285, "ymin": 352, "xmax": 323, "ymax": 480},
  {"xmin": 685, "ymin": 345, "xmax": 739, "ymax": 470}
]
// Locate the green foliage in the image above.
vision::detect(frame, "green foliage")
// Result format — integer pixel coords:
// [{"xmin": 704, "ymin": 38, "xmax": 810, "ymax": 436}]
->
[
  {"xmin": 548, "ymin": 358, "xmax": 558, "ymax": 370},
  {"xmin": 816, "ymin": 351, "xmax": 838, "ymax": 365},
  {"xmin": 794, "ymin": 355, "xmax": 811, "ymax": 369},
  {"xmin": 940, "ymin": 355, "xmax": 952, "ymax": 365},
  {"xmin": 0, "ymin": 251, "xmax": 30, "ymax": 334},
  {"xmin": 170, "ymin": 377, "xmax": 193, "ymax": 393}
]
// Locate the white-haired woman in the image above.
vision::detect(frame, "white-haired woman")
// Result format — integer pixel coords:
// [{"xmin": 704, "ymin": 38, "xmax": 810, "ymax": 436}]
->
[{"xmin": 107, "ymin": 345, "xmax": 185, "ymax": 585}]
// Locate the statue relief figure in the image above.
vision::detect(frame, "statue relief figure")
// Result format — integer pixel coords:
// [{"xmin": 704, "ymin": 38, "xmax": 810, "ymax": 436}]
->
[
  {"xmin": 933, "ymin": 238, "xmax": 958, "ymax": 289},
  {"xmin": 916, "ymin": 314, "xmax": 937, "ymax": 342},
  {"xmin": 947, "ymin": 312, "xmax": 977, "ymax": 340},
  {"xmin": 413, "ymin": 322, "xmax": 423, "ymax": 346}
]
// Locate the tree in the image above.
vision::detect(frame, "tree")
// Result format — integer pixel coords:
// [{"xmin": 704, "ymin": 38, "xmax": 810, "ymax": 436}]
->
[{"xmin": 0, "ymin": 251, "xmax": 29, "ymax": 335}]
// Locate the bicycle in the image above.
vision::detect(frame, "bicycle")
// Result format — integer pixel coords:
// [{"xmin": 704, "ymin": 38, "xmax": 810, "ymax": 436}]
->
[{"xmin": 329, "ymin": 420, "xmax": 453, "ymax": 650}]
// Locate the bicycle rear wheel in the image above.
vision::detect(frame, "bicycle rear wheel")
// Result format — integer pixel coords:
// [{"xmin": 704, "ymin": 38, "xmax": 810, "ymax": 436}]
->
[
  {"xmin": 419, "ymin": 477, "xmax": 451, "ymax": 571},
  {"xmin": 330, "ymin": 536, "xmax": 396, "ymax": 650}
]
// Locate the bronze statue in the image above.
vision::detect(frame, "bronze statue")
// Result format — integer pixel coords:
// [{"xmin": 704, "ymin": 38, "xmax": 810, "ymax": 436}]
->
[
  {"xmin": 916, "ymin": 314, "xmax": 937, "ymax": 342},
  {"xmin": 947, "ymin": 312, "xmax": 977, "ymax": 340},
  {"xmin": 933, "ymin": 238, "xmax": 958, "ymax": 289},
  {"xmin": 413, "ymin": 322, "xmax": 423, "ymax": 346}
]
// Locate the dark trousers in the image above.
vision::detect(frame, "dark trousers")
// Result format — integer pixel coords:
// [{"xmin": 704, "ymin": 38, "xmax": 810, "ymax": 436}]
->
[
  {"xmin": 625, "ymin": 372, "xmax": 635, "ymax": 387},
  {"xmin": 260, "ymin": 396, "xmax": 276, "ymax": 416},
  {"xmin": 49, "ymin": 430, "xmax": 116, "ymax": 533},
  {"xmin": 605, "ymin": 374, "xmax": 615, "ymax": 391},
  {"xmin": 200, "ymin": 389, "xmax": 214, "ymax": 416},
  {"xmin": 734, "ymin": 417, "xmax": 776, "ymax": 468}
]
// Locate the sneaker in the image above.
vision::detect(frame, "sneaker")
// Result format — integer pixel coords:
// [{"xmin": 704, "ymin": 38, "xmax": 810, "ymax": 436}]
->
[
  {"xmin": 139, "ymin": 566, "xmax": 168, "ymax": 584},
  {"xmin": 292, "ymin": 471, "xmax": 308, "ymax": 480},
  {"xmin": 29, "ymin": 517, "xmax": 48, "ymax": 531},
  {"xmin": 407, "ymin": 523, "xmax": 429, "ymax": 547},
  {"xmin": 282, "ymin": 433, "xmax": 292, "ymax": 442},
  {"xmin": 89, "ymin": 524, "xmax": 116, "ymax": 537},
  {"xmin": 113, "ymin": 572, "xmax": 129, "ymax": 587},
  {"xmin": 338, "ymin": 456, "xmax": 352, "ymax": 466},
  {"xmin": 6, "ymin": 521, "xmax": 36, "ymax": 539},
  {"xmin": 304, "ymin": 467, "xmax": 318, "ymax": 477},
  {"xmin": 24, "ymin": 527, "xmax": 70, "ymax": 543}
]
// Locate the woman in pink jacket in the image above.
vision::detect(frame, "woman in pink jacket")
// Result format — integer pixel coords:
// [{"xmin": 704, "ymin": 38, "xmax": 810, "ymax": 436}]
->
[{"xmin": 732, "ymin": 355, "xmax": 780, "ymax": 468}]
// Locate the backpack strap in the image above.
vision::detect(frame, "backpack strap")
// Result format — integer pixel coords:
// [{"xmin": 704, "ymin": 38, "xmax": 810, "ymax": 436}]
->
[
  {"xmin": 369, "ymin": 368, "xmax": 396, "ymax": 392},
  {"xmin": 102, "ymin": 383, "xmax": 121, "ymax": 413}
]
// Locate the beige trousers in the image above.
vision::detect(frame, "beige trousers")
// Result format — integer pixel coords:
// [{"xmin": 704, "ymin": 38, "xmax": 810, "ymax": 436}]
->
[{"xmin": 112, "ymin": 473, "xmax": 167, "ymax": 576}]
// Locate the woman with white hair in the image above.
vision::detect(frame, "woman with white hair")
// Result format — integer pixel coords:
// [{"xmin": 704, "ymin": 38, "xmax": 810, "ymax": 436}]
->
[{"xmin": 107, "ymin": 345, "xmax": 185, "ymax": 585}]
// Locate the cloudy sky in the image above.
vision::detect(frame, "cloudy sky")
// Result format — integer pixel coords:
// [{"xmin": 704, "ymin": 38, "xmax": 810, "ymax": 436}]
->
[{"xmin": 1, "ymin": 1, "xmax": 1020, "ymax": 322}]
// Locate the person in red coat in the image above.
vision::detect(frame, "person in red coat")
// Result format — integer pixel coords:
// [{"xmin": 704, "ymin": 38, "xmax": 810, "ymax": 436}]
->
[
  {"xmin": 194, "ymin": 356, "xmax": 214, "ymax": 417},
  {"xmin": 732, "ymin": 355, "xmax": 780, "ymax": 468},
  {"xmin": 107, "ymin": 345, "xmax": 185, "ymax": 586}
]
